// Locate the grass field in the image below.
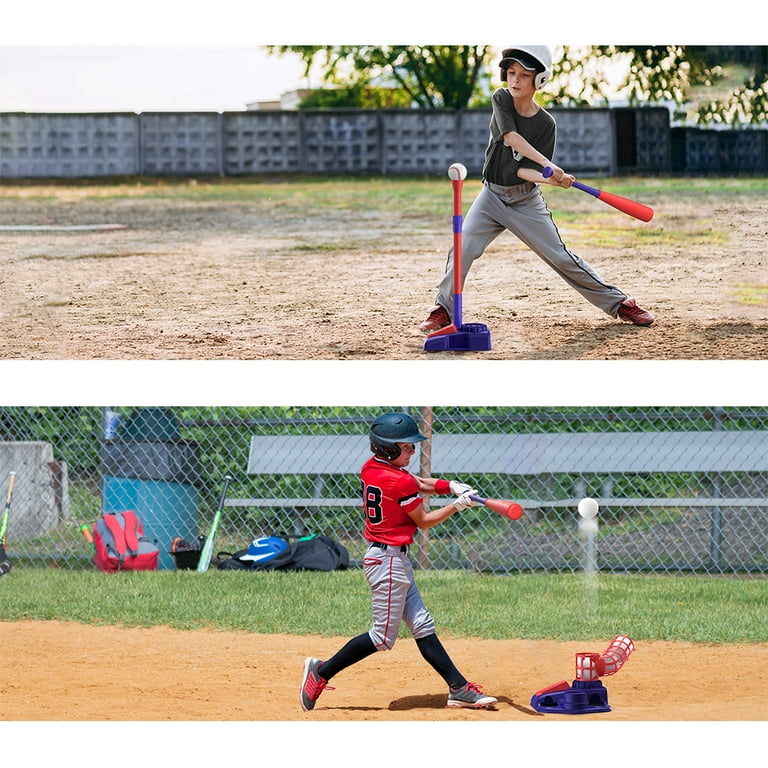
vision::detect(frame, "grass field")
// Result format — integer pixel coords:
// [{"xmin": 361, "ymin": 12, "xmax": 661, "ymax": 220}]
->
[
  {"xmin": 2, "ymin": 568, "xmax": 765, "ymax": 644},
  {"xmin": 4, "ymin": 172, "xmax": 766, "ymax": 199}
]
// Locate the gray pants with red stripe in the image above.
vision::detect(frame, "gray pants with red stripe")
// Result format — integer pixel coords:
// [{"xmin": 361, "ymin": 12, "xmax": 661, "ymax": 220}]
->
[
  {"xmin": 363, "ymin": 543, "xmax": 435, "ymax": 650},
  {"xmin": 435, "ymin": 182, "xmax": 627, "ymax": 318}
]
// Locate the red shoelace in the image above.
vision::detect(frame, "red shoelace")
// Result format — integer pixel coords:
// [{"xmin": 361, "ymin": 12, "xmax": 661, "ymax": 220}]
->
[{"xmin": 305, "ymin": 671, "xmax": 335, "ymax": 700}]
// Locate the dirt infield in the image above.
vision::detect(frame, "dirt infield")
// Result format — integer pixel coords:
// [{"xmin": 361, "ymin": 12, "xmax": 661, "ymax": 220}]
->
[
  {"xmin": 1, "ymin": 184, "xmax": 767, "ymax": 360},
  {"xmin": 3, "ymin": 620, "xmax": 765, "ymax": 721}
]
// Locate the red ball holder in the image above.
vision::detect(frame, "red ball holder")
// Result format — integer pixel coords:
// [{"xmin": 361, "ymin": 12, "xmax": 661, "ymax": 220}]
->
[{"xmin": 530, "ymin": 636, "xmax": 634, "ymax": 715}]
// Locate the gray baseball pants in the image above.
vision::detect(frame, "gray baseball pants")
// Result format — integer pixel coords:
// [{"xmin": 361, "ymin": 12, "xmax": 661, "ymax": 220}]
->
[
  {"xmin": 363, "ymin": 543, "xmax": 436, "ymax": 650},
  {"xmin": 435, "ymin": 182, "xmax": 627, "ymax": 317}
]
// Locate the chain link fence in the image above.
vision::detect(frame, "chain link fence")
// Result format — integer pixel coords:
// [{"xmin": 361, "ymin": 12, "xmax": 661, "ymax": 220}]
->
[{"xmin": 1, "ymin": 406, "xmax": 767, "ymax": 574}]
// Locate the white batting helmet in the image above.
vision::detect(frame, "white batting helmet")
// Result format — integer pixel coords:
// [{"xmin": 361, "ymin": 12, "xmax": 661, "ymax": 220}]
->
[{"xmin": 499, "ymin": 46, "xmax": 552, "ymax": 89}]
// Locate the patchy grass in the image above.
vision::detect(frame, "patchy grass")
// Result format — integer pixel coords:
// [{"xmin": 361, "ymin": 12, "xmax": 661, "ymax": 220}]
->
[
  {"xmin": 731, "ymin": 282, "xmax": 768, "ymax": 306},
  {"xmin": 3, "ymin": 173, "xmax": 767, "ymax": 204}
]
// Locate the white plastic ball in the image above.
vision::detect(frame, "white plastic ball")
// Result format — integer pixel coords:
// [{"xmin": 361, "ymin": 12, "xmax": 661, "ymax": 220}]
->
[
  {"xmin": 577, "ymin": 497, "xmax": 599, "ymax": 519},
  {"xmin": 448, "ymin": 163, "xmax": 467, "ymax": 181}
]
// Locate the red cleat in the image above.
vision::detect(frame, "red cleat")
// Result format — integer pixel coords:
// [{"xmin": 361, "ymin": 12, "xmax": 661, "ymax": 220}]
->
[
  {"xmin": 419, "ymin": 304, "xmax": 452, "ymax": 333},
  {"xmin": 617, "ymin": 298, "xmax": 654, "ymax": 326}
]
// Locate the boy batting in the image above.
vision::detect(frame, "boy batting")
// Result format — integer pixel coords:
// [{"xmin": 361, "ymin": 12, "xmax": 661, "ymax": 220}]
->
[
  {"xmin": 300, "ymin": 412, "xmax": 497, "ymax": 712},
  {"xmin": 420, "ymin": 46, "xmax": 655, "ymax": 334}
]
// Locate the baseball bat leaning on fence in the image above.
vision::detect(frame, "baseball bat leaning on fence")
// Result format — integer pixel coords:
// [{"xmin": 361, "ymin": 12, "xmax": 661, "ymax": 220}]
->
[
  {"xmin": 542, "ymin": 166, "xmax": 654, "ymax": 222},
  {"xmin": 0, "ymin": 471, "xmax": 16, "ymax": 576},
  {"xmin": 469, "ymin": 494, "xmax": 523, "ymax": 520},
  {"xmin": 197, "ymin": 475, "xmax": 233, "ymax": 573}
]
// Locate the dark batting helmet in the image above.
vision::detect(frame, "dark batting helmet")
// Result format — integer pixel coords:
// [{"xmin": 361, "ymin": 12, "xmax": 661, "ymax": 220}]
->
[{"xmin": 369, "ymin": 412, "xmax": 427, "ymax": 461}]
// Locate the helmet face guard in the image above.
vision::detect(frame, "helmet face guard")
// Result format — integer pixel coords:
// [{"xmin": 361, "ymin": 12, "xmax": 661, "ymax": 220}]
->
[
  {"xmin": 499, "ymin": 46, "xmax": 552, "ymax": 89},
  {"xmin": 369, "ymin": 412, "xmax": 427, "ymax": 460}
]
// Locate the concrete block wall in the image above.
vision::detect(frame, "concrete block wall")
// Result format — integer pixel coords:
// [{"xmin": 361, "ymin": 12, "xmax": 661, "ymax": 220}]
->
[{"xmin": 3, "ymin": 107, "xmax": 760, "ymax": 179}]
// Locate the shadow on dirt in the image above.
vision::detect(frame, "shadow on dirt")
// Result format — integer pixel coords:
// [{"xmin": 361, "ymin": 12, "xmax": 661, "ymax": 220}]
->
[
  {"xmin": 382, "ymin": 693, "xmax": 539, "ymax": 714},
  {"xmin": 524, "ymin": 321, "xmax": 768, "ymax": 360},
  {"xmin": 525, "ymin": 324, "xmax": 642, "ymax": 360}
]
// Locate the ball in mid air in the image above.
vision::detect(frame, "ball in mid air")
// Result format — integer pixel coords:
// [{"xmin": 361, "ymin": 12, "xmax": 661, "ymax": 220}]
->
[
  {"xmin": 577, "ymin": 497, "xmax": 599, "ymax": 519},
  {"xmin": 448, "ymin": 163, "xmax": 467, "ymax": 181}
]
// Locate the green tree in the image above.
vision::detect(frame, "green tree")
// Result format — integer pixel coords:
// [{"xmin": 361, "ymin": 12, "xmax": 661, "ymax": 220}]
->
[
  {"xmin": 551, "ymin": 45, "xmax": 768, "ymax": 125},
  {"xmin": 265, "ymin": 45, "xmax": 493, "ymax": 109},
  {"xmin": 298, "ymin": 83, "xmax": 412, "ymax": 109},
  {"xmin": 267, "ymin": 45, "xmax": 768, "ymax": 124}
]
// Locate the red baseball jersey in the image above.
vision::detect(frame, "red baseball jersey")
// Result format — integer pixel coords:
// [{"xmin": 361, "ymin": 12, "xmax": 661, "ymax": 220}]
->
[{"xmin": 360, "ymin": 455, "xmax": 423, "ymax": 545}]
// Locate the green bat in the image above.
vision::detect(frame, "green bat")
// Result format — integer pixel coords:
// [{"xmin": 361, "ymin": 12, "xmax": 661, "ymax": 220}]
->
[
  {"xmin": 1, "ymin": 471, "xmax": 16, "ymax": 546},
  {"xmin": 197, "ymin": 476, "xmax": 232, "ymax": 573}
]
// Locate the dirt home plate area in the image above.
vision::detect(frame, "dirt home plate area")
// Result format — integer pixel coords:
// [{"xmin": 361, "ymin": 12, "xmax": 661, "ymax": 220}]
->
[
  {"xmin": 1, "ymin": 186, "xmax": 767, "ymax": 359},
  {"xmin": 2, "ymin": 621, "xmax": 766, "ymax": 722}
]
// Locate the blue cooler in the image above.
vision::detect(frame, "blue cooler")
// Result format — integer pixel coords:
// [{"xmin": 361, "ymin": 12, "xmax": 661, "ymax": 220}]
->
[{"xmin": 101, "ymin": 409, "xmax": 200, "ymax": 570}]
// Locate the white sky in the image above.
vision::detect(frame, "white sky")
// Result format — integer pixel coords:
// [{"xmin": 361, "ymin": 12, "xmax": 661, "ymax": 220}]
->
[{"xmin": 0, "ymin": 46, "xmax": 312, "ymax": 112}]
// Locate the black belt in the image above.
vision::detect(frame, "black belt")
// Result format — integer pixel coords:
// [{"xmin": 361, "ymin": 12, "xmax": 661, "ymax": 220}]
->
[{"xmin": 370, "ymin": 541, "xmax": 407, "ymax": 553}]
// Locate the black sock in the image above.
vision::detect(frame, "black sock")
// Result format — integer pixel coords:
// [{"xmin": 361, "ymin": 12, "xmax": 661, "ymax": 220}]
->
[
  {"xmin": 318, "ymin": 633, "xmax": 377, "ymax": 681},
  {"xmin": 415, "ymin": 633, "xmax": 466, "ymax": 690}
]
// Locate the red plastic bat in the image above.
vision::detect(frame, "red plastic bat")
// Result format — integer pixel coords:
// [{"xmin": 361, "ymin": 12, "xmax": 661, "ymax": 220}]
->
[
  {"xmin": 470, "ymin": 494, "xmax": 524, "ymax": 520},
  {"xmin": 542, "ymin": 167, "xmax": 654, "ymax": 222}
]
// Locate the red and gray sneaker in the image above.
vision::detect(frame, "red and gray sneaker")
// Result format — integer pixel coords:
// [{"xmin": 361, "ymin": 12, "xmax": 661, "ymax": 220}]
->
[
  {"xmin": 617, "ymin": 298, "xmax": 654, "ymax": 326},
  {"xmin": 300, "ymin": 657, "xmax": 333, "ymax": 712},
  {"xmin": 419, "ymin": 304, "xmax": 452, "ymax": 333},
  {"xmin": 447, "ymin": 682, "xmax": 498, "ymax": 709}
]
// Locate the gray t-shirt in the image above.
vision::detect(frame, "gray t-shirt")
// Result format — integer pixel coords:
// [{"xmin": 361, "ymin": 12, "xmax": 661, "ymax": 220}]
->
[{"xmin": 482, "ymin": 87, "xmax": 557, "ymax": 186}]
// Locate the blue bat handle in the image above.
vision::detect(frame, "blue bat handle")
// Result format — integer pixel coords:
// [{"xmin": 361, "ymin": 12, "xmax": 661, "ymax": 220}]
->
[{"xmin": 572, "ymin": 180, "xmax": 601, "ymax": 197}]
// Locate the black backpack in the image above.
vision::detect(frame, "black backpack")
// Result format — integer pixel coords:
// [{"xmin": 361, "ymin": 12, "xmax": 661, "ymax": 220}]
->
[{"xmin": 218, "ymin": 535, "xmax": 349, "ymax": 572}]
